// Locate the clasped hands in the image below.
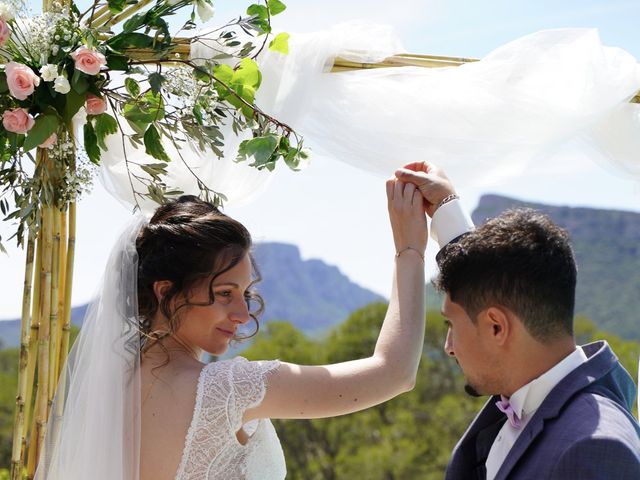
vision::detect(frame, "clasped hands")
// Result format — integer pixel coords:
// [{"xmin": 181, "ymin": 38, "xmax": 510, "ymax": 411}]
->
[{"xmin": 387, "ymin": 161, "xmax": 457, "ymax": 261}]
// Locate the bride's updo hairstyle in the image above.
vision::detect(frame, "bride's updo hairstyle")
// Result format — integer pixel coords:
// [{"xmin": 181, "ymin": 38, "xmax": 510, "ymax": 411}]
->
[{"xmin": 135, "ymin": 195, "xmax": 263, "ymax": 350}]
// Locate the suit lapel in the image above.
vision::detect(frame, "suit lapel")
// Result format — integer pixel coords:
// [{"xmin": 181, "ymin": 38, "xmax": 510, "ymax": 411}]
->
[
  {"xmin": 494, "ymin": 341, "xmax": 619, "ymax": 479},
  {"xmin": 447, "ymin": 396, "xmax": 505, "ymax": 480}
]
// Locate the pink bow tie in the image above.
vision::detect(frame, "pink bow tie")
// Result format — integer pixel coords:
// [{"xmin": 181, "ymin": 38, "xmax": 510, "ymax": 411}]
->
[{"xmin": 496, "ymin": 395, "xmax": 521, "ymax": 428}]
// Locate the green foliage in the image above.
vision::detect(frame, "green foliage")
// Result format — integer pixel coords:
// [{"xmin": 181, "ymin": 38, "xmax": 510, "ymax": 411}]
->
[
  {"xmin": 23, "ymin": 113, "xmax": 59, "ymax": 152},
  {"xmin": 143, "ymin": 124, "xmax": 170, "ymax": 162},
  {"xmin": 236, "ymin": 135, "xmax": 279, "ymax": 170},
  {"xmin": 268, "ymin": 32, "xmax": 290, "ymax": 54},
  {"xmin": 241, "ymin": 306, "xmax": 640, "ymax": 478},
  {"xmin": 213, "ymin": 58, "xmax": 262, "ymax": 117},
  {"xmin": 93, "ymin": 113, "xmax": 118, "ymax": 150},
  {"xmin": 0, "ymin": 347, "xmax": 18, "ymax": 470},
  {"xmin": 243, "ymin": 305, "xmax": 486, "ymax": 479},
  {"xmin": 83, "ymin": 121, "xmax": 100, "ymax": 164}
]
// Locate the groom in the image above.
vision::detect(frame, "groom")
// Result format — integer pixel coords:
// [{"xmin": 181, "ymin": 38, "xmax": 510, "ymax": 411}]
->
[{"xmin": 396, "ymin": 163, "xmax": 640, "ymax": 479}]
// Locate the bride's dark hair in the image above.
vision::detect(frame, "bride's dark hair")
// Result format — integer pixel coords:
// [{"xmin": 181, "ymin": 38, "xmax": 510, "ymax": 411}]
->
[{"xmin": 135, "ymin": 195, "xmax": 263, "ymax": 352}]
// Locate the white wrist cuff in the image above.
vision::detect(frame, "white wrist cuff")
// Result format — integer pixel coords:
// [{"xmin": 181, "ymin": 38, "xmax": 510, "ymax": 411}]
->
[{"xmin": 430, "ymin": 199, "xmax": 475, "ymax": 247}]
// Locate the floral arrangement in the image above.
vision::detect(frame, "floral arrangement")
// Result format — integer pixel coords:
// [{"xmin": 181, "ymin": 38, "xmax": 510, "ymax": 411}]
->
[
  {"xmin": 3, "ymin": 1, "xmax": 305, "ymax": 478},
  {"xmin": 0, "ymin": 0, "xmax": 305, "ymax": 249}
]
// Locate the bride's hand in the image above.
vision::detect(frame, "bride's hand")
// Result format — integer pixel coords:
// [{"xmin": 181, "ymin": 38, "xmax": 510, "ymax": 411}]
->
[
  {"xmin": 386, "ymin": 178, "xmax": 428, "ymax": 258},
  {"xmin": 394, "ymin": 161, "xmax": 455, "ymax": 217}
]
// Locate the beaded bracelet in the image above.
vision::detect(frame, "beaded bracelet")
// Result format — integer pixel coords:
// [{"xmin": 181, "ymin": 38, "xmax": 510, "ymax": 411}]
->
[{"xmin": 395, "ymin": 247, "xmax": 425, "ymax": 262}]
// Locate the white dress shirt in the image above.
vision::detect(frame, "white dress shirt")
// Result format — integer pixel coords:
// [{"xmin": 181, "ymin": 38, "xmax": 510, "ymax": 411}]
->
[
  {"xmin": 485, "ymin": 347, "xmax": 589, "ymax": 480},
  {"xmin": 430, "ymin": 198, "xmax": 475, "ymax": 247}
]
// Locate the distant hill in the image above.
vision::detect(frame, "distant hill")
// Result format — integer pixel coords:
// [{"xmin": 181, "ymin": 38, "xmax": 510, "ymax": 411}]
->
[
  {"xmin": 0, "ymin": 242, "xmax": 383, "ymax": 347},
  {"xmin": 470, "ymin": 195, "xmax": 640, "ymax": 340},
  {"xmin": 253, "ymin": 243, "xmax": 384, "ymax": 333}
]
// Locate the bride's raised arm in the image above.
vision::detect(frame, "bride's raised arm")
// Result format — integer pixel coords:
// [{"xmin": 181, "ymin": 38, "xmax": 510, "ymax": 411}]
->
[{"xmin": 245, "ymin": 177, "xmax": 441, "ymax": 422}]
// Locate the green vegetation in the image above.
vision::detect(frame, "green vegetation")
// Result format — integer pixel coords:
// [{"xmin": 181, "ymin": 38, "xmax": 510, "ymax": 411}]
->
[
  {"xmin": 243, "ymin": 305, "xmax": 640, "ymax": 479},
  {"xmin": 0, "ymin": 306, "xmax": 637, "ymax": 477}
]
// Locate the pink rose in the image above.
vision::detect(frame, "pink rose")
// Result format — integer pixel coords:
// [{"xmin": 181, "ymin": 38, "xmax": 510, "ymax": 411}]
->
[
  {"xmin": 39, "ymin": 133, "xmax": 57, "ymax": 148},
  {"xmin": 71, "ymin": 47, "xmax": 106, "ymax": 76},
  {"xmin": 2, "ymin": 108, "xmax": 35, "ymax": 134},
  {"xmin": 85, "ymin": 94, "xmax": 107, "ymax": 115},
  {"xmin": 0, "ymin": 18, "xmax": 10, "ymax": 46},
  {"xmin": 5, "ymin": 62, "xmax": 40, "ymax": 100}
]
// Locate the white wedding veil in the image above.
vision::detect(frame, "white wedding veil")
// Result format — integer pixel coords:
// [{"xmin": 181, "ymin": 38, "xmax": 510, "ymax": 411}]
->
[{"xmin": 35, "ymin": 215, "xmax": 147, "ymax": 480}]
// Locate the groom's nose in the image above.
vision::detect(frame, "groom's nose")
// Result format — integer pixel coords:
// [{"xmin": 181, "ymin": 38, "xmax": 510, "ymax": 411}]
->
[{"xmin": 444, "ymin": 328, "xmax": 455, "ymax": 357}]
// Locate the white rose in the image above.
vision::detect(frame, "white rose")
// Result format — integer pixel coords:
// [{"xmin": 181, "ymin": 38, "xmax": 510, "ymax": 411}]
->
[
  {"xmin": 196, "ymin": 0, "xmax": 215, "ymax": 22},
  {"xmin": 0, "ymin": 3, "xmax": 14, "ymax": 21},
  {"xmin": 53, "ymin": 75, "xmax": 70, "ymax": 94},
  {"xmin": 40, "ymin": 64, "xmax": 58, "ymax": 82}
]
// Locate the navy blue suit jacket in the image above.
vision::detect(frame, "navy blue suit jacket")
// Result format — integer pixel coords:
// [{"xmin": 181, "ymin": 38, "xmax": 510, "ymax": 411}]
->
[{"xmin": 445, "ymin": 341, "xmax": 640, "ymax": 479}]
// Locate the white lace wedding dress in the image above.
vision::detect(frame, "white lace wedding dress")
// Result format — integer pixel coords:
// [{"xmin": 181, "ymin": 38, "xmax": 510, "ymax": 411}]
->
[{"xmin": 174, "ymin": 357, "xmax": 287, "ymax": 480}]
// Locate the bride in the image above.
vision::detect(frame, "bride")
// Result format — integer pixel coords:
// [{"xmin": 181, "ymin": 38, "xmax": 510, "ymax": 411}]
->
[{"xmin": 36, "ymin": 164, "xmax": 459, "ymax": 479}]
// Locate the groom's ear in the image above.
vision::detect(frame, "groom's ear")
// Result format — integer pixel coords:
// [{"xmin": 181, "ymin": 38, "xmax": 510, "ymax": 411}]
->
[{"xmin": 482, "ymin": 306, "xmax": 510, "ymax": 346}]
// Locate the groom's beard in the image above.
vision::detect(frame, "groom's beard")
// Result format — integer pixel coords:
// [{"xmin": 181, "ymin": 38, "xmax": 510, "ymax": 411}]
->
[{"xmin": 464, "ymin": 384, "xmax": 482, "ymax": 397}]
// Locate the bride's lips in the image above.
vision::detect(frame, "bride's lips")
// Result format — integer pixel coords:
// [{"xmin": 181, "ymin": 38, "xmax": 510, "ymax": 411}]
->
[{"xmin": 216, "ymin": 327, "xmax": 235, "ymax": 338}]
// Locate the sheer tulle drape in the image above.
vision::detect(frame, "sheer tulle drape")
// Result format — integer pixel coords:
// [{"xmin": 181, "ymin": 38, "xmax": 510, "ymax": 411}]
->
[
  {"xmin": 256, "ymin": 25, "xmax": 640, "ymax": 186},
  {"xmin": 35, "ymin": 216, "xmax": 146, "ymax": 480},
  {"xmin": 95, "ymin": 24, "xmax": 640, "ymax": 207}
]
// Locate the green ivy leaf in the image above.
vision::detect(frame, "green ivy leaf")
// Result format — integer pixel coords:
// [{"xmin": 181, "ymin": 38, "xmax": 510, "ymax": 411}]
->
[
  {"xmin": 247, "ymin": 4, "xmax": 269, "ymax": 19},
  {"xmin": 71, "ymin": 69, "xmax": 89, "ymax": 94},
  {"xmin": 107, "ymin": 0, "xmax": 127, "ymax": 14},
  {"xmin": 212, "ymin": 64, "xmax": 233, "ymax": 88},
  {"xmin": 268, "ymin": 32, "xmax": 289, "ymax": 54},
  {"xmin": 83, "ymin": 121, "xmax": 100, "ymax": 164},
  {"xmin": 148, "ymin": 73, "xmax": 164, "ymax": 95},
  {"xmin": 106, "ymin": 53, "xmax": 128, "ymax": 71},
  {"xmin": 94, "ymin": 113, "xmax": 118, "ymax": 150},
  {"xmin": 143, "ymin": 124, "xmax": 170, "ymax": 162},
  {"xmin": 23, "ymin": 114, "xmax": 59, "ymax": 152},
  {"xmin": 125, "ymin": 77, "xmax": 140, "ymax": 97},
  {"xmin": 237, "ymin": 134, "xmax": 279, "ymax": 170},
  {"xmin": 267, "ymin": 0, "xmax": 286, "ymax": 15},
  {"xmin": 123, "ymin": 92, "xmax": 165, "ymax": 134},
  {"xmin": 122, "ymin": 12, "xmax": 146, "ymax": 33},
  {"xmin": 107, "ymin": 32, "xmax": 154, "ymax": 51},
  {"xmin": 63, "ymin": 88, "xmax": 86, "ymax": 123}
]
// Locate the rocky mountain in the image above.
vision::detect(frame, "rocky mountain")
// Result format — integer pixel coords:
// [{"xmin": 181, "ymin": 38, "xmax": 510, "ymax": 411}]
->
[
  {"xmin": 2, "ymin": 196, "xmax": 638, "ymax": 346},
  {"xmin": 0, "ymin": 242, "xmax": 384, "ymax": 347}
]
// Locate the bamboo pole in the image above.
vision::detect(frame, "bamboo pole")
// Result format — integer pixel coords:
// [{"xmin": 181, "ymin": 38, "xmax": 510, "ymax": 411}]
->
[
  {"xmin": 10, "ymin": 233, "xmax": 35, "ymax": 480},
  {"xmin": 48, "ymin": 209, "xmax": 61, "ymax": 405},
  {"xmin": 25, "ymin": 405, "xmax": 38, "ymax": 479},
  {"xmin": 54, "ymin": 209, "xmax": 67, "ymax": 381},
  {"xmin": 23, "ymin": 228, "xmax": 42, "ymax": 435},
  {"xmin": 58, "ymin": 202, "xmax": 75, "ymax": 378},
  {"xmin": 33, "ymin": 203, "xmax": 53, "ymax": 469},
  {"xmin": 86, "ymin": 4, "xmax": 111, "ymax": 27},
  {"xmin": 101, "ymin": 0, "xmax": 154, "ymax": 28}
]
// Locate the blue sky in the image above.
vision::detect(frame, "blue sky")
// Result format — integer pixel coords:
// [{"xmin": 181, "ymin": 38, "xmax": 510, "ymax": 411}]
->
[{"xmin": 1, "ymin": 0, "xmax": 639, "ymax": 319}]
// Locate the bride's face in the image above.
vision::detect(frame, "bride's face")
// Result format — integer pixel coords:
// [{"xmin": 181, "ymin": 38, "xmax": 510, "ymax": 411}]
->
[{"xmin": 174, "ymin": 253, "xmax": 253, "ymax": 356}]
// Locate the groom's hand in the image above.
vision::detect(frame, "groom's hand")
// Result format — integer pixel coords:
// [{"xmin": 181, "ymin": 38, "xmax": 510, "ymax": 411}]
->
[{"xmin": 395, "ymin": 161, "xmax": 455, "ymax": 218}]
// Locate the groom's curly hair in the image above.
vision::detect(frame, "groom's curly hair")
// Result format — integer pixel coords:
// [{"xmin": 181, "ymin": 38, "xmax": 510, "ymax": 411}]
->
[{"xmin": 435, "ymin": 208, "xmax": 577, "ymax": 342}]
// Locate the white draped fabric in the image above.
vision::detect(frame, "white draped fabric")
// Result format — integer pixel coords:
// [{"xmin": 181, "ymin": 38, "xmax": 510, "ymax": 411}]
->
[{"xmin": 92, "ymin": 23, "xmax": 640, "ymax": 211}]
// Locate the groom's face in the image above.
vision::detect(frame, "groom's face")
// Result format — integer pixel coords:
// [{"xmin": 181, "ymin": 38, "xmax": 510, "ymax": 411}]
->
[{"xmin": 442, "ymin": 293, "xmax": 498, "ymax": 397}]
